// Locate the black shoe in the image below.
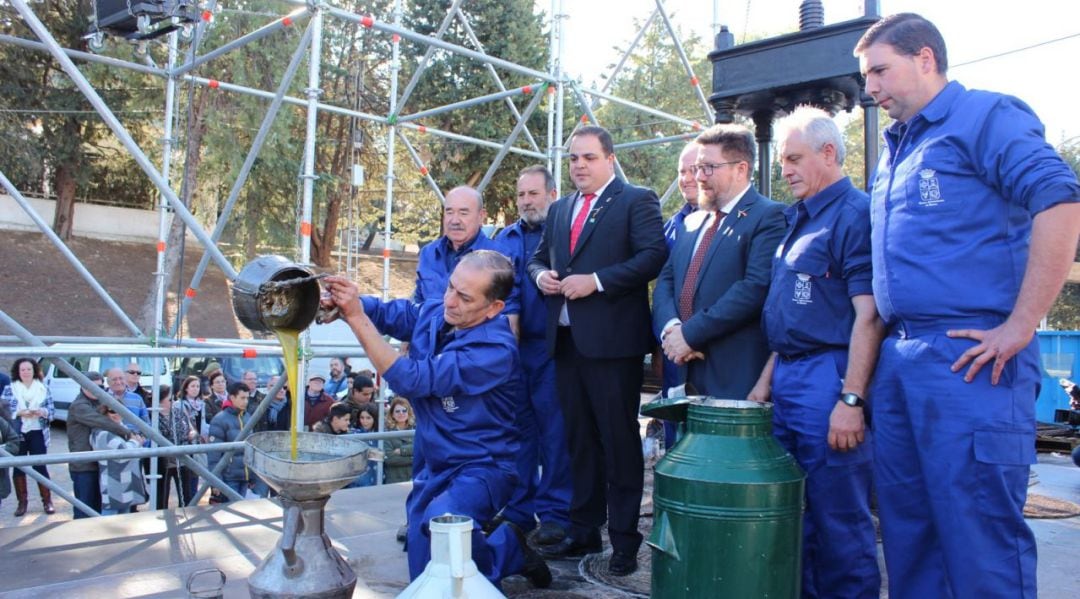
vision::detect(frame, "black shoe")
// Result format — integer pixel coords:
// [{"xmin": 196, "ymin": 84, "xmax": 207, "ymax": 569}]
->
[
  {"xmin": 504, "ymin": 521, "xmax": 552, "ymax": 588},
  {"xmin": 608, "ymin": 550, "xmax": 637, "ymax": 576},
  {"xmin": 532, "ymin": 521, "xmax": 567, "ymax": 546},
  {"xmin": 396, "ymin": 523, "xmax": 408, "ymax": 543},
  {"xmin": 535, "ymin": 533, "xmax": 602, "ymax": 560}
]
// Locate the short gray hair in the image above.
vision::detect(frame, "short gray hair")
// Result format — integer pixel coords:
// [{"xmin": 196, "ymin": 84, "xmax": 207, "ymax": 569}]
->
[
  {"xmin": 444, "ymin": 186, "xmax": 484, "ymax": 211},
  {"xmin": 775, "ymin": 106, "xmax": 847, "ymax": 166}
]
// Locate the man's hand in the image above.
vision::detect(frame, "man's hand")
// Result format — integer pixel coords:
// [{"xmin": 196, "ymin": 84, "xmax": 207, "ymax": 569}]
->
[
  {"xmin": 559, "ymin": 274, "xmax": 598, "ymax": 300},
  {"xmin": 948, "ymin": 319, "xmax": 1034, "ymax": 384},
  {"xmin": 322, "ymin": 276, "xmax": 363, "ymax": 321},
  {"xmin": 828, "ymin": 402, "xmax": 865, "ymax": 451},
  {"xmin": 537, "ymin": 270, "xmax": 561, "ymax": 295},
  {"xmin": 747, "ymin": 379, "xmax": 770, "ymax": 404},
  {"xmin": 661, "ymin": 325, "xmax": 702, "ymax": 364}
]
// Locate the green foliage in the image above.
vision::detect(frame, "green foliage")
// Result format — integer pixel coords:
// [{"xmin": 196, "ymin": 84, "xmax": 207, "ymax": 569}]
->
[
  {"xmin": 1046, "ymin": 139, "xmax": 1080, "ymax": 330},
  {"xmin": 591, "ymin": 18, "xmax": 711, "ymax": 218},
  {"xmin": 401, "ymin": 0, "xmax": 549, "ymax": 221}
]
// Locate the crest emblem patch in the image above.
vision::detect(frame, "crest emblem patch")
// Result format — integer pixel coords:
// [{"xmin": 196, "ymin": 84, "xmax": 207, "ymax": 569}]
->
[{"xmin": 917, "ymin": 168, "xmax": 943, "ymax": 207}]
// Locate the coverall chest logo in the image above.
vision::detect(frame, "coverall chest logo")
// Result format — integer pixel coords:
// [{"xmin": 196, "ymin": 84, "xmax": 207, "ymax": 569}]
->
[
  {"xmin": 441, "ymin": 396, "xmax": 459, "ymax": 413},
  {"xmin": 917, "ymin": 168, "xmax": 943, "ymax": 207},
  {"xmin": 793, "ymin": 273, "xmax": 814, "ymax": 305}
]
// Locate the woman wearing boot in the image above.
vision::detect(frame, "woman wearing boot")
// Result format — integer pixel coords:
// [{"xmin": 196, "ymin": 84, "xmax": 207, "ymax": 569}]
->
[{"xmin": 2, "ymin": 358, "xmax": 56, "ymax": 516}]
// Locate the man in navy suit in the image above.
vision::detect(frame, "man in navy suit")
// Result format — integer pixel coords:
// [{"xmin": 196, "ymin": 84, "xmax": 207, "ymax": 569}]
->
[
  {"xmin": 653, "ymin": 124, "xmax": 786, "ymax": 399},
  {"xmin": 527, "ymin": 126, "xmax": 667, "ymax": 576}
]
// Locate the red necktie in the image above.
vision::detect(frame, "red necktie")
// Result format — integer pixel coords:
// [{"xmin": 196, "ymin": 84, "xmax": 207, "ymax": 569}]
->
[
  {"xmin": 569, "ymin": 193, "xmax": 595, "ymax": 253},
  {"xmin": 678, "ymin": 211, "xmax": 725, "ymax": 321}
]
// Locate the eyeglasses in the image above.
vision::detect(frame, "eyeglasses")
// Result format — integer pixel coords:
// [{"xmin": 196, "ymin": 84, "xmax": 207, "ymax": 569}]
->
[
  {"xmin": 126, "ymin": 370, "xmax": 141, "ymax": 375},
  {"xmin": 692, "ymin": 161, "xmax": 742, "ymax": 176},
  {"xmin": 393, "ymin": 408, "xmax": 409, "ymax": 414}
]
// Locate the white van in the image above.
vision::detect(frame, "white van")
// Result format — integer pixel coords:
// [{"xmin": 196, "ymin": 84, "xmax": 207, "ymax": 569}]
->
[{"xmin": 42, "ymin": 344, "xmax": 170, "ymax": 422}]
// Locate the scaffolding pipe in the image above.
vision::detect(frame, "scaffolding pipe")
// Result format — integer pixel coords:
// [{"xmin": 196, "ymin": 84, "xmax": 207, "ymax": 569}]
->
[
  {"xmin": 382, "ymin": 0, "xmax": 404, "ymax": 308},
  {"xmin": 614, "ymin": 131, "xmax": 698, "ymax": 151},
  {"xmin": 0, "ymin": 33, "xmax": 168, "ymax": 76},
  {"xmin": 0, "ymin": 345, "xmax": 378, "ymax": 358},
  {"xmin": 147, "ymin": 32, "xmax": 181, "ymax": 510},
  {"xmin": 0, "ymin": 448, "xmax": 100, "ymax": 517},
  {"xmin": 453, "ymin": 7, "xmax": 542, "ymax": 154},
  {"xmin": 397, "ymin": 130, "xmax": 447, "ymax": 204},
  {"xmin": 476, "ymin": 87, "xmax": 548, "ymax": 195},
  {"xmin": 398, "ymin": 84, "xmax": 545, "ymax": 123},
  {"xmin": 0, "ymin": 308, "xmax": 244, "ymax": 502},
  {"xmin": 10, "ymin": 0, "xmax": 239, "ymax": 281},
  {"xmin": 170, "ymin": 9, "xmax": 311, "ymax": 77},
  {"xmin": 325, "ymin": 5, "xmax": 555, "ymax": 84},
  {"xmin": 0, "ymin": 172, "xmax": 143, "ymax": 337},
  {"xmin": 0, "ymin": 430, "xmax": 414, "ymax": 469},
  {"xmin": 172, "ymin": 23, "xmax": 316, "ymax": 335},
  {"xmin": 393, "ymin": 0, "xmax": 466, "ymax": 112},
  {"xmin": 658, "ymin": 175, "xmax": 680, "ymax": 205},
  {"xmin": 579, "ymin": 84, "xmax": 701, "ymax": 129},
  {"xmin": 552, "ymin": 0, "xmax": 567, "ymax": 195},
  {"xmin": 594, "ymin": 7, "xmax": 659, "ymax": 104},
  {"xmin": 654, "ymin": 0, "xmax": 714, "ymax": 122},
  {"xmin": 398, "ymin": 121, "xmax": 546, "ymax": 158}
]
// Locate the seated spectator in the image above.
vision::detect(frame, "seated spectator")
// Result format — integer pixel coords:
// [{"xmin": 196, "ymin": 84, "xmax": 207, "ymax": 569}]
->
[
  {"xmin": 91, "ymin": 405, "xmax": 147, "ymax": 515},
  {"xmin": 208, "ymin": 382, "xmax": 253, "ymax": 501},
  {"xmin": 302, "ymin": 372, "xmax": 334, "ymax": 430},
  {"xmin": 383, "ymin": 396, "xmax": 415, "ymax": 484}
]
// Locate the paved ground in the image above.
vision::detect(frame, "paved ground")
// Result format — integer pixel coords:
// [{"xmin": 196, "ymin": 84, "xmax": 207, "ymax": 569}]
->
[{"xmin": 1, "ymin": 425, "xmax": 1078, "ymax": 597}]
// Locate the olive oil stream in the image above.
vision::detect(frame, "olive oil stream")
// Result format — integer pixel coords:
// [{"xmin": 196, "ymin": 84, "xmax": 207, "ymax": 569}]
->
[{"xmin": 274, "ymin": 328, "xmax": 301, "ymax": 460}]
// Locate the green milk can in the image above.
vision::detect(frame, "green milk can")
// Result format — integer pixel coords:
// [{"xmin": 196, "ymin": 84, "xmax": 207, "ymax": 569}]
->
[{"xmin": 642, "ymin": 397, "xmax": 805, "ymax": 598}]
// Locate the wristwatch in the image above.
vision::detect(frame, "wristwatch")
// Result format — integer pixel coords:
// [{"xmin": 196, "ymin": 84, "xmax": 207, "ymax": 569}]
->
[{"xmin": 839, "ymin": 392, "xmax": 866, "ymax": 408}]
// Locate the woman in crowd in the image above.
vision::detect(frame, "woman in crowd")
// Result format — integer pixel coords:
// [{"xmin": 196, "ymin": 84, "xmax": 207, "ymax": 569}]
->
[
  {"xmin": 156, "ymin": 385, "xmax": 195, "ymax": 509},
  {"xmin": 204, "ymin": 371, "xmax": 228, "ymax": 422},
  {"xmin": 313, "ymin": 401, "xmax": 354, "ymax": 435},
  {"xmin": 3, "ymin": 358, "xmax": 55, "ymax": 516},
  {"xmin": 383, "ymin": 396, "xmax": 415, "ymax": 484},
  {"xmin": 176, "ymin": 375, "xmax": 210, "ymax": 503},
  {"xmin": 353, "ymin": 402, "xmax": 380, "ymax": 487},
  {"xmin": 91, "ymin": 404, "xmax": 147, "ymax": 515}
]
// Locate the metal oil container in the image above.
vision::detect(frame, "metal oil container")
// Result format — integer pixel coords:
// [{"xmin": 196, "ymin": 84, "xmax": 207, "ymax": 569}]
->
[{"xmin": 642, "ymin": 397, "xmax": 805, "ymax": 598}]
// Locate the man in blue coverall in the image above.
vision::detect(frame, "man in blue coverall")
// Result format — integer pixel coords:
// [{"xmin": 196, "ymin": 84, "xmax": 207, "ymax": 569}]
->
[
  {"xmin": 495, "ymin": 165, "xmax": 573, "ymax": 547},
  {"xmin": 854, "ymin": 13, "xmax": 1080, "ymax": 597},
  {"xmin": 749, "ymin": 106, "xmax": 883, "ymax": 598},
  {"xmin": 322, "ymin": 250, "xmax": 550, "ymax": 589}
]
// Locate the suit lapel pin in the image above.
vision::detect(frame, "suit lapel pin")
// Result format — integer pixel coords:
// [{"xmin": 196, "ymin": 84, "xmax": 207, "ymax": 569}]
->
[{"xmin": 737, "ymin": 209, "xmax": 749, "ymax": 218}]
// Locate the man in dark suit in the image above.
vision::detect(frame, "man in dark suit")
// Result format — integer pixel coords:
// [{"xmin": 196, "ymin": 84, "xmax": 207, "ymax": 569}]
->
[
  {"xmin": 527, "ymin": 125, "xmax": 667, "ymax": 576},
  {"xmin": 653, "ymin": 124, "xmax": 786, "ymax": 398}
]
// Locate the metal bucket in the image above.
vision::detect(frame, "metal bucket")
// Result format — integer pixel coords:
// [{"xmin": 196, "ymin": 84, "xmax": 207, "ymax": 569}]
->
[
  {"xmin": 231, "ymin": 255, "xmax": 322, "ymax": 333},
  {"xmin": 642, "ymin": 396, "xmax": 805, "ymax": 598}
]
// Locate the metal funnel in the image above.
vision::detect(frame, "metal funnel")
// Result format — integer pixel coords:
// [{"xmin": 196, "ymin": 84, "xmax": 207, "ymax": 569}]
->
[{"xmin": 244, "ymin": 431, "xmax": 372, "ymax": 501}]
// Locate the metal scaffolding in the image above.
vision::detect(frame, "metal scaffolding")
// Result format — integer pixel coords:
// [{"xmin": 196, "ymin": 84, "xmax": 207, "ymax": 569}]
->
[{"xmin": 0, "ymin": 0, "xmax": 715, "ymax": 511}]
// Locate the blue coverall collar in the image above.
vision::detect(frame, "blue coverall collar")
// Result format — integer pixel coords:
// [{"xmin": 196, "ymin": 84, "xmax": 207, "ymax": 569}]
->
[{"xmin": 793, "ymin": 176, "xmax": 856, "ymax": 220}]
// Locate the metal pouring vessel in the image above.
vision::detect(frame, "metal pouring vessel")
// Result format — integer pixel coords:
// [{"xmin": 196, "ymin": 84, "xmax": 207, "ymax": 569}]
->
[
  {"xmin": 231, "ymin": 255, "xmax": 323, "ymax": 333},
  {"xmin": 245, "ymin": 431, "xmax": 380, "ymax": 599}
]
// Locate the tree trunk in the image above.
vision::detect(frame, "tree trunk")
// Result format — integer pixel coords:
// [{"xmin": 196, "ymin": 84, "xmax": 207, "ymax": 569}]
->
[
  {"xmin": 136, "ymin": 89, "xmax": 215, "ymax": 335},
  {"xmin": 52, "ymin": 162, "xmax": 77, "ymax": 241}
]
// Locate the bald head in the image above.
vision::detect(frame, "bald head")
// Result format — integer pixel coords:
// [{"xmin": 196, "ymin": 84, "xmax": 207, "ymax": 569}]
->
[{"xmin": 443, "ymin": 186, "xmax": 486, "ymax": 250}]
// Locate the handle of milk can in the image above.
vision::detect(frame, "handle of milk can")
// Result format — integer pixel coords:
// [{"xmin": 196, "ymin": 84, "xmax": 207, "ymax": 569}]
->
[
  {"xmin": 645, "ymin": 510, "xmax": 681, "ymax": 560},
  {"xmin": 281, "ymin": 503, "xmax": 306, "ymax": 578},
  {"xmin": 640, "ymin": 393, "xmax": 691, "ymax": 422}
]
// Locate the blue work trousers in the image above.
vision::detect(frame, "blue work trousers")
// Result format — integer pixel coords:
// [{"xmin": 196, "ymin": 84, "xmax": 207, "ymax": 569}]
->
[
  {"xmin": 406, "ymin": 467, "xmax": 524, "ymax": 587},
  {"xmin": 772, "ymin": 349, "xmax": 879, "ymax": 599},
  {"xmin": 871, "ymin": 327, "xmax": 1039, "ymax": 599},
  {"xmin": 502, "ymin": 339, "xmax": 572, "ymax": 532}
]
